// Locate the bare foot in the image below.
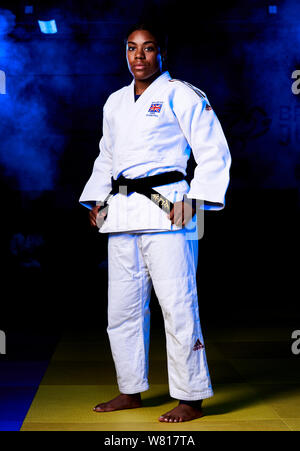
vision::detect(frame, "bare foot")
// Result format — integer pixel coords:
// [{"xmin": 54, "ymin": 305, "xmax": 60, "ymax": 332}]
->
[
  {"xmin": 158, "ymin": 403, "xmax": 203, "ymax": 423},
  {"xmin": 93, "ymin": 393, "xmax": 142, "ymax": 412}
]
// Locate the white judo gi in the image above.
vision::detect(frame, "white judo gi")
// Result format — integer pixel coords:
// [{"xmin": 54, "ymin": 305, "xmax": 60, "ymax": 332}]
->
[{"xmin": 79, "ymin": 71, "xmax": 231, "ymax": 400}]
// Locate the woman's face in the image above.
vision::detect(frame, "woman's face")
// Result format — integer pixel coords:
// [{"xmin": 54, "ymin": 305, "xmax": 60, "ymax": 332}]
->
[{"xmin": 126, "ymin": 29, "xmax": 163, "ymax": 81}]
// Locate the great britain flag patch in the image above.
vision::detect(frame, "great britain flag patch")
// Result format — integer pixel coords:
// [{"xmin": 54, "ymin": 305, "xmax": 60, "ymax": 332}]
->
[{"xmin": 148, "ymin": 102, "xmax": 163, "ymax": 114}]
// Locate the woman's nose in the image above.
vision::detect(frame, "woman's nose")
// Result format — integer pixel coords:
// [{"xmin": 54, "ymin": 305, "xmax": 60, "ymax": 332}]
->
[{"xmin": 135, "ymin": 48, "xmax": 145, "ymax": 59}]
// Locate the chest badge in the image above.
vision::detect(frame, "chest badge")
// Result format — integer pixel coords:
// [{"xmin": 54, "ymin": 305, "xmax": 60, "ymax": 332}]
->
[{"xmin": 147, "ymin": 102, "xmax": 163, "ymax": 116}]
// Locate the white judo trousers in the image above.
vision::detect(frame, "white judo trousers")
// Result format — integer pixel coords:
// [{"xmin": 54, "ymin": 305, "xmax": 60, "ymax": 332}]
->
[{"xmin": 107, "ymin": 229, "xmax": 214, "ymax": 401}]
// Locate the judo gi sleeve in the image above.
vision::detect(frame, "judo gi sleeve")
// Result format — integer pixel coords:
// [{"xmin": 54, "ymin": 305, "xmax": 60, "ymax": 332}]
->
[
  {"xmin": 173, "ymin": 89, "xmax": 231, "ymax": 210},
  {"xmin": 79, "ymin": 109, "xmax": 113, "ymax": 210}
]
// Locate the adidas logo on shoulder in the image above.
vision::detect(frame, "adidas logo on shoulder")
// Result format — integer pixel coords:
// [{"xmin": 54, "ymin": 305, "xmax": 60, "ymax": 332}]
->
[
  {"xmin": 169, "ymin": 79, "xmax": 212, "ymax": 110},
  {"xmin": 193, "ymin": 338, "xmax": 204, "ymax": 351}
]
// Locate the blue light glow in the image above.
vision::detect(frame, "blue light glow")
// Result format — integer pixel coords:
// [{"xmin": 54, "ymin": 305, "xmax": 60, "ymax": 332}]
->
[
  {"xmin": 268, "ymin": 5, "xmax": 278, "ymax": 14},
  {"xmin": 24, "ymin": 6, "xmax": 33, "ymax": 14},
  {"xmin": 38, "ymin": 19, "xmax": 57, "ymax": 34}
]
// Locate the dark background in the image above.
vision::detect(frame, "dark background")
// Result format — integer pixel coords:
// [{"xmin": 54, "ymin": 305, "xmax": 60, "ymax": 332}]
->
[{"xmin": 0, "ymin": 0, "xmax": 298, "ymax": 339}]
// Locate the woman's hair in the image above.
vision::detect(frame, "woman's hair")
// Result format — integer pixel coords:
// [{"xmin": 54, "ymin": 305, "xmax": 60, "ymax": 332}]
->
[
  {"xmin": 124, "ymin": 22, "xmax": 168, "ymax": 70},
  {"xmin": 125, "ymin": 22, "xmax": 168, "ymax": 52}
]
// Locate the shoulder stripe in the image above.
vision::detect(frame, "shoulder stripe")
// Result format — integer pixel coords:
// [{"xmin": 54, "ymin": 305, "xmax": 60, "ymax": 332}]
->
[
  {"xmin": 169, "ymin": 78, "xmax": 206, "ymax": 99},
  {"xmin": 169, "ymin": 78, "xmax": 213, "ymax": 110}
]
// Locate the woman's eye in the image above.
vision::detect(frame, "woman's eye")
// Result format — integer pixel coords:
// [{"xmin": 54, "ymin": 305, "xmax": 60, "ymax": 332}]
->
[{"xmin": 127, "ymin": 46, "xmax": 155, "ymax": 52}]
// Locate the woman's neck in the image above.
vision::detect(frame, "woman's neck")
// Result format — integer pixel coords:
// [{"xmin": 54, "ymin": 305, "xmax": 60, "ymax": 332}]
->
[{"xmin": 134, "ymin": 70, "xmax": 162, "ymax": 95}]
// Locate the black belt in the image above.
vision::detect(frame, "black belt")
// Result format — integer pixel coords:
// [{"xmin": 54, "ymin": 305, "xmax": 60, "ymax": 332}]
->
[{"xmin": 98, "ymin": 170, "xmax": 185, "ymax": 214}]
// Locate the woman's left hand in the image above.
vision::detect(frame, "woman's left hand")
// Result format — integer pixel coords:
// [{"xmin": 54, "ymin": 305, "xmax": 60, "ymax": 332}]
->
[{"xmin": 167, "ymin": 200, "xmax": 196, "ymax": 227}]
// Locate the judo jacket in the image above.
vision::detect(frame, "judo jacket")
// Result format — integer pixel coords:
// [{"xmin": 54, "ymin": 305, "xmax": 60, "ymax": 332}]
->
[{"xmin": 79, "ymin": 71, "xmax": 231, "ymax": 233}]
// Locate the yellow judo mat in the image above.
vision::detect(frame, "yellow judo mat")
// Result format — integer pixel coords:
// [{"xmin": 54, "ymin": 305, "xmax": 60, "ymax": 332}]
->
[{"xmin": 21, "ymin": 322, "xmax": 300, "ymax": 431}]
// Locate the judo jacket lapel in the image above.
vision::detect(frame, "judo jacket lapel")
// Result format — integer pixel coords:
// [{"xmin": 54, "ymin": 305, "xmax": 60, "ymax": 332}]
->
[{"xmin": 123, "ymin": 71, "xmax": 171, "ymax": 130}]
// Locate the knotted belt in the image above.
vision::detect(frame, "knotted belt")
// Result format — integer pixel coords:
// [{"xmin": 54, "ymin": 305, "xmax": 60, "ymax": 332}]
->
[{"xmin": 98, "ymin": 170, "xmax": 185, "ymax": 214}]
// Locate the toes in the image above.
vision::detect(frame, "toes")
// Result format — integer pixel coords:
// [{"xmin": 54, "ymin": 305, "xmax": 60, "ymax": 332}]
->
[
  {"xmin": 93, "ymin": 406, "xmax": 104, "ymax": 412},
  {"xmin": 159, "ymin": 411, "xmax": 185, "ymax": 423},
  {"xmin": 162, "ymin": 415, "xmax": 172, "ymax": 422},
  {"xmin": 159, "ymin": 412, "xmax": 171, "ymax": 422},
  {"xmin": 94, "ymin": 404, "xmax": 110, "ymax": 412},
  {"xmin": 169, "ymin": 416, "xmax": 178, "ymax": 422}
]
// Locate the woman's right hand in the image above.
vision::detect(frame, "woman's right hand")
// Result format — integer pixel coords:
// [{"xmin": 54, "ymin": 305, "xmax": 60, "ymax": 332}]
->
[{"xmin": 89, "ymin": 205, "xmax": 107, "ymax": 227}]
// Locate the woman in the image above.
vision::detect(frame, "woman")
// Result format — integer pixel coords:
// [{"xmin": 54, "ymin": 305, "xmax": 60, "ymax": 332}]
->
[{"xmin": 79, "ymin": 23, "xmax": 231, "ymax": 422}]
